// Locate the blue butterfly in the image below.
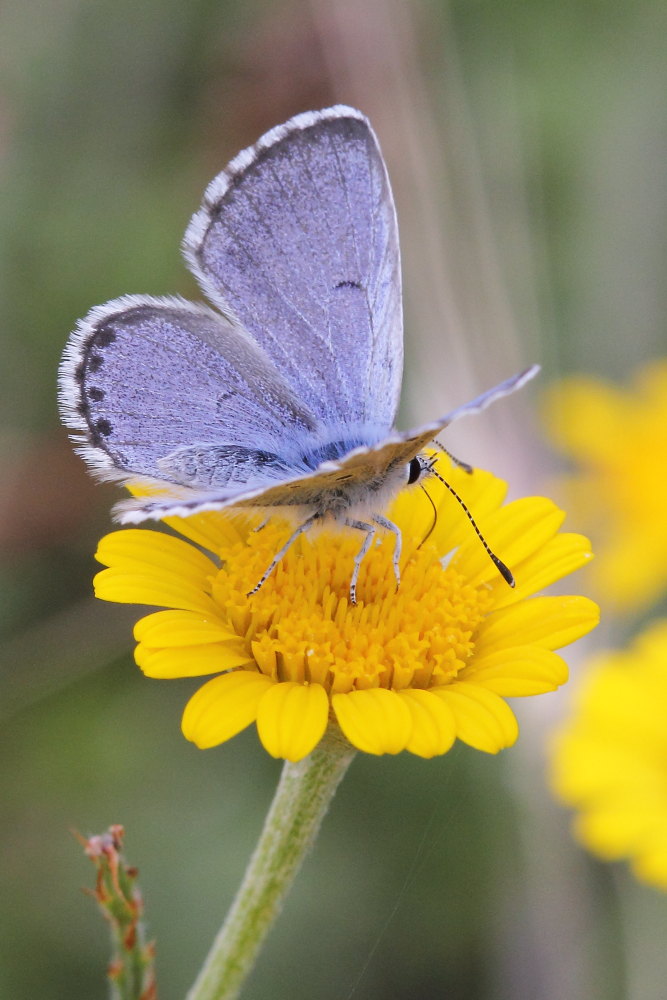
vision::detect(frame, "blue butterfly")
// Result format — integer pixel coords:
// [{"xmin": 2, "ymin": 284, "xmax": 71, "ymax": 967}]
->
[{"xmin": 59, "ymin": 106, "xmax": 537, "ymax": 602}]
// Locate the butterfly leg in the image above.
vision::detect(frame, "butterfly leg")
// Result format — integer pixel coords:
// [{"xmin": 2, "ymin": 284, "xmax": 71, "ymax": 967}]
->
[
  {"xmin": 345, "ymin": 518, "xmax": 376, "ymax": 606},
  {"xmin": 373, "ymin": 514, "xmax": 402, "ymax": 591},
  {"xmin": 247, "ymin": 513, "xmax": 318, "ymax": 597}
]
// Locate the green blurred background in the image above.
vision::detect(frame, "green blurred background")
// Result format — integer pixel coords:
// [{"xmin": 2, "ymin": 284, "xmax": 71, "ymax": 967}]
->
[{"xmin": 1, "ymin": 1, "xmax": 666, "ymax": 997}]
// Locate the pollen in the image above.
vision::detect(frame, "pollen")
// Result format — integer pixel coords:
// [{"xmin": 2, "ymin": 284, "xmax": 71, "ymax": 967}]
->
[{"xmin": 215, "ymin": 522, "xmax": 492, "ymax": 695}]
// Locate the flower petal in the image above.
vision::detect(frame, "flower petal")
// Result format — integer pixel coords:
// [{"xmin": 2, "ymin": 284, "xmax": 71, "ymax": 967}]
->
[
  {"xmin": 549, "ymin": 619, "xmax": 667, "ymax": 889},
  {"xmin": 421, "ymin": 466, "xmax": 510, "ymax": 555},
  {"xmin": 94, "ymin": 531, "xmax": 218, "ymax": 613},
  {"xmin": 492, "ymin": 532, "xmax": 594, "ymax": 608},
  {"xmin": 332, "ymin": 689, "xmax": 412, "ymax": 755},
  {"xmin": 574, "ymin": 796, "xmax": 667, "ymax": 859},
  {"xmin": 543, "ymin": 378, "xmax": 632, "ymax": 461},
  {"xmin": 136, "ymin": 643, "xmax": 251, "ymax": 678},
  {"xmin": 166, "ymin": 511, "xmax": 268, "ymax": 556},
  {"xmin": 459, "ymin": 646, "xmax": 569, "ymax": 695},
  {"xmin": 181, "ymin": 671, "xmax": 273, "ymax": 748},
  {"xmin": 398, "ymin": 690, "xmax": 457, "ymax": 758},
  {"xmin": 475, "ymin": 595, "xmax": 600, "ymax": 654},
  {"xmin": 431, "ymin": 682, "xmax": 519, "ymax": 752},
  {"xmin": 134, "ymin": 609, "xmax": 238, "ymax": 646},
  {"xmin": 94, "ymin": 569, "xmax": 218, "ymax": 614},
  {"xmin": 162, "ymin": 513, "xmax": 244, "ymax": 553},
  {"xmin": 452, "ymin": 497, "xmax": 566, "ymax": 587},
  {"xmin": 256, "ymin": 682, "xmax": 329, "ymax": 761},
  {"xmin": 632, "ymin": 847, "xmax": 667, "ymax": 890},
  {"xmin": 126, "ymin": 484, "xmax": 251, "ymax": 554},
  {"xmin": 96, "ymin": 529, "xmax": 216, "ymax": 577}
]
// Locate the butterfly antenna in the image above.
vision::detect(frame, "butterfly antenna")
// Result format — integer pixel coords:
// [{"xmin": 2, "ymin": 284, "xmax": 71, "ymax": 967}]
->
[
  {"xmin": 417, "ymin": 484, "xmax": 438, "ymax": 549},
  {"xmin": 429, "ymin": 467, "xmax": 515, "ymax": 587},
  {"xmin": 433, "ymin": 439, "xmax": 474, "ymax": 475}
]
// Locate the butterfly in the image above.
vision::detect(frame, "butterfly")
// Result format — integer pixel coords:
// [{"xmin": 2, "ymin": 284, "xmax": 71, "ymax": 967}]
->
[{"xmin": 58, "ymin": 105, "xmax": 538, "ymax": 603}]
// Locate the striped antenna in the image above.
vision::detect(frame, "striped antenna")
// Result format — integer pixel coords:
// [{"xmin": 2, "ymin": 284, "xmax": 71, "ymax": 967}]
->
[{"xmin": 429, "ymin": 464, "xmax": 515, "ymax": 587}]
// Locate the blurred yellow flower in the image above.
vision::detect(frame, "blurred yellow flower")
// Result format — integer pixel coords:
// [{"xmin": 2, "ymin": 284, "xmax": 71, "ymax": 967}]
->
[
  {"xmin": 543, "ymin": 360, "xmax": 667, "ymax": 613},
  {"xmin": 94, "ymin": 458, "xmax": 598, "ymax": 762},
  {"xmin": 551, "ymin": 620, "xmax": 667, "ymax": 890}
]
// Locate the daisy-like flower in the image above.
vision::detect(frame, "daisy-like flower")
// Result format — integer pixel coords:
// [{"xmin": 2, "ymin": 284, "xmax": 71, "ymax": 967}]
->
[
  {"xmin": 543, "ymin": 360, "xmax": 667, "ymax": 613},
  {"xmin": 94, "ymin": 458, "xmax": 599, "ymax": 762},
  {"xmin": 551, "ymin": 620, "xmax": 667, "ymax": 890}
]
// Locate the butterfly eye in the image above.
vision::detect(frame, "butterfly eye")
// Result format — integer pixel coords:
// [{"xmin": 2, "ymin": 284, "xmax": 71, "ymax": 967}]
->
[{"xmin": 406, "ymin": 457, "xmax": 423, "ymax": 485}]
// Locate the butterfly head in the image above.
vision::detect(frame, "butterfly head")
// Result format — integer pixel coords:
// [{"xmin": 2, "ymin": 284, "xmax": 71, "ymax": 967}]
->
[{"xmin": 406, "ymin": 454, "xmax": 434, "ymax": 487}]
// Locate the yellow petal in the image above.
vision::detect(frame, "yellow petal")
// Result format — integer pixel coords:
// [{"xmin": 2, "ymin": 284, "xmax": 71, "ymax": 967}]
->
[
  {"xmin": 332, "ymin": 689, "xmax": 412, "ymax": 755},
  {"xmin": 164, "ymin": 510, "xmax": 266, "ymax": 555},
  {"xmin": 134, "ymin": 609, "xmax": 238, "ymax": 646},
  {"xmin": 256, "ymin": 682, "xmax": 329, "ymax": 761},
  {"xmin": 162, "ymin": 514, "xmax": 241, "ymax": 553},
  {"xmin": 136, "ymin": 642, "xmax": 251, "ymax": 678},
  {"xmin": 542, "ymin": 378, "xmax": 631, "ymax": 461},
  {"xmin": 422, "ymin": 466, "xmax": 510, "ymax": 555},
  {"xmin": 398, "ymin": 690, "xmax": 457, "ymax": 758},
  {"xmin": 592, "ymin": 531, "xmax": 667, "ymax": 611},
  {"xmin": 431, "ymin": 682, "xmax": 519, "ymax": 752},
  {"xmin": 125, "ymin": 485, "xmax": 246, "ymax": 554},
  {"xmin": 492, "ymin": 532, "xmax": 594, "ymax": 608},
  {"xmin": 444, "ymin": 464, "xmax": 509, "ymax": 516},
  {"xmin": 575, "ymin": 798, "xmax": 663, "ymax": 856},
  {"xmin": 475, "ymin": 595, "xmax": 600, "ymax": 654},
  {"xmin": 94, "ymin": 568, "xmax": 218, "ymax": 615},
  {"xmin": 459, "ymin": 646, "xmax": 569, "ymax": 695},
  {"xmin": 552, "ymin": 734, "xmax": 647, "ymax": 801},
  {"xmin": 181, "ymin": 671, "xmax": 273, "ymax": 748},
  {"xmin": 452, "ymin": 497, "xmax": 566, "ymax": 587},
  {"xmin": 94, "ymin": 530, "xmax": 218, "ymax": 613},
  {"xmin": 632, "ymin": 848, "xmax": 667, "ymax": 890},
  {"xmin": 96, "ymin": 529, "xmax": 216, "ymax": 578}
]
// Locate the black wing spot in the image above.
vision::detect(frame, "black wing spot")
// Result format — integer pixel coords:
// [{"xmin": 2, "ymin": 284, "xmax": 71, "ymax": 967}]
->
[
  {"xmin": 95, "ymin": 418, "xmax": 113, "ymax": 438},
  {"xmin": 334, "ymin": 279, "xmax": 362, "ymax": 290},
  {"xmin": 88, "ymin": 354, "xmax": 104, "ymax": 373},
  {"xmin": 88, "ymin": 387, "xmax": 105, "ymax": 402},
  {"xmin": 95, "ymin": 328, "xmax": 117, "ymax": 348}
]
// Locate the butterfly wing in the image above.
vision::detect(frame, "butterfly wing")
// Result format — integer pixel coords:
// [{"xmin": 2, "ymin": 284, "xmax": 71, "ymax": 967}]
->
[
  {"xmin": 58, "ymin": 294, "xmax": 322, "ymax": 487},
  {"xmin": 114, "ymin": 429, "xmax": 437, "ymax": 523},
  {"xmin": 184, "ymin": 105, "xmax": 403, "ymax": 429},
  {"xmin": 59, "ymin": 90, "xmax": 536, "ymax": 528},
  {"xmin": 114, "ymin": 368, "xmax": 539, "ymax": 523},
  {"xmin": 435, "ymin": 364, "xmax": 540, "ymax": 425}
]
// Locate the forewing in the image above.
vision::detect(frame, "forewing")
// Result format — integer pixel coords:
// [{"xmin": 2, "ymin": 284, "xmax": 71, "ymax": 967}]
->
[
  {"xmin": 184, "ymin": 106, "xmax": 403, "ymax": 428},
  {"xmin": 115, "ymin": 427, "xmax": 439, "ymax": 523},
  {"xmin": 436, "ymin": 365, "xmax": 540, "ymax": 425},
  {"xmin": 58, "ymin": 294, "xmax": 320, "ymax": 485},
  {"xmin": 113, "ymin": 366, "xmax": 539, "ymax": 523}
]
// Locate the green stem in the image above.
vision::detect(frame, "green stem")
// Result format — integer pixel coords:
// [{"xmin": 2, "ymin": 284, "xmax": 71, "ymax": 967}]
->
[{"xmin": 185, "ymin": 728, "xmax": 356, "ymax": 1000}]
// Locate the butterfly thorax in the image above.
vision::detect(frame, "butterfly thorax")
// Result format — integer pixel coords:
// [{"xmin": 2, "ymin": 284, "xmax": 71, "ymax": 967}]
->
[{"xmin": 234, "ymin": 454, "xmax": 410, "ymax": 523}]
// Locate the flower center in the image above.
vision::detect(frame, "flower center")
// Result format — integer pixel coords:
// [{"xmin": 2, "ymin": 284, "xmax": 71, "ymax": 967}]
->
[{"xmin": 211, "ymin": 521, "xmax": 492, "ymax": 694}]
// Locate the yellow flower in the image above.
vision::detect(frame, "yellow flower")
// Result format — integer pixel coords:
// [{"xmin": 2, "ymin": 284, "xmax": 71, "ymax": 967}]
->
[
  {"xmin": 94, "ymin": 458, "xmax": 598, "ymax": 762},
  {"xmin": 543, "ymin": 360, "xmax": 667, "ymax": 613},
  {"xmin": 551, "ymin": 620, "xmax": 667, "ymax": 890}
]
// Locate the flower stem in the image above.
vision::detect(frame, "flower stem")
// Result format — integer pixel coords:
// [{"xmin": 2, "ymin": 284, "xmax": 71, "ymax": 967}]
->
[{"xmin": 185, "ymin": 728, "xmax": 356, "ymax": 1000}]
